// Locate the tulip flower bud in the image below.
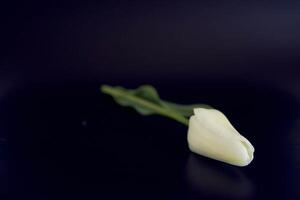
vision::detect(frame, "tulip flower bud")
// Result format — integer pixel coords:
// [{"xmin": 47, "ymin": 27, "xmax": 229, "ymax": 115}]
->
[{"xmin": 187, "ymin": 108, "xmax": 254, "ymax": 166}]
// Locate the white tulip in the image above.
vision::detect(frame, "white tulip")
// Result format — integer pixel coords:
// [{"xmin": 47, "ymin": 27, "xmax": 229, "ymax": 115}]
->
[{"xmin": 187, "ymin": 108, "xmax": 254, "ymax": 167}]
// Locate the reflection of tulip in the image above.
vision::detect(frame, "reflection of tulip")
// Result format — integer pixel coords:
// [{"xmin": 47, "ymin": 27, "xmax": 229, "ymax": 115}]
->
[
  {"xmin": 187, "ymin": 108, "xmax": 254, "ymax": 166},
  {"xmin": 186, "ymin": 155, "xmax": 254, "ymax": 199}
]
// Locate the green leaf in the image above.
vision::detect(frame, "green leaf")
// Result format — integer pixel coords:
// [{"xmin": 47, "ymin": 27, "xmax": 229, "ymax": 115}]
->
[
  {"xmin": 101, "ymin": 84, "xmax": 213, "ymax": 126},
  {"xmin": 108, "ymin": 85, "xmax": 162, "ymax": 115}
]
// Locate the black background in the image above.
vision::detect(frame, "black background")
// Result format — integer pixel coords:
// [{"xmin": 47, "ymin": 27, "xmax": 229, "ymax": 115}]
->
[{"xmin": 1, "ymin": 1, "xmax": 300, "ymax": 199}]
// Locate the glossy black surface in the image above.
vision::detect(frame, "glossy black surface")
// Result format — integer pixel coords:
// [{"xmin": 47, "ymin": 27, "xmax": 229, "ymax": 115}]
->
[{"xmin": 2, "ymin": 1, "xmax": 300, "ymax": 199}]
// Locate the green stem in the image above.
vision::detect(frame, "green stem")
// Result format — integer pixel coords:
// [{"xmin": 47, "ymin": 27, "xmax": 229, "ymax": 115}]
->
[{"xmin": 101, "ymin": 85, "xmax": 189, "ymax": 126}]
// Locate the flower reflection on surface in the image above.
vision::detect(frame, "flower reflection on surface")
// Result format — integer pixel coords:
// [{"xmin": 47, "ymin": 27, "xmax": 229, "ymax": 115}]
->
[{"xmin": 185, "ymin": 154, "xmax": 254, "ymax": 200}]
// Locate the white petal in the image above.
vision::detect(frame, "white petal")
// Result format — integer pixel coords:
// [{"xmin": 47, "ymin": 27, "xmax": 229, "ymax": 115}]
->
[{"xmin": 187, "ymin": 108, "xmax": 254, "ymax": 166}]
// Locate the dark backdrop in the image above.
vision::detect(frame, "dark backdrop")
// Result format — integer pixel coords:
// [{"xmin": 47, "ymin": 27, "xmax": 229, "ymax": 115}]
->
[{"xmin": 1, "ymin": 1, "xmax": 300, "ymax": 199}]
